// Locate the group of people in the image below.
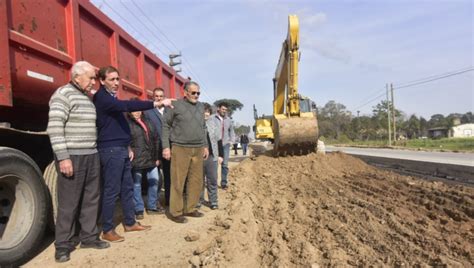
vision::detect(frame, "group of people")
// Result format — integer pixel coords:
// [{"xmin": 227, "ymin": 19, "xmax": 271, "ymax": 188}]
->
[{"xmin": 46, "ymin": 61, "xmax": 235, "ymax": 263}]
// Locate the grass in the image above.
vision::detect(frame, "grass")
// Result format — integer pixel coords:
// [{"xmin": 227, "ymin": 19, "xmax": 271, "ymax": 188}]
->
[{"xmin": 324, "ymin": 137, "xmax": 474, "ymax": 152}]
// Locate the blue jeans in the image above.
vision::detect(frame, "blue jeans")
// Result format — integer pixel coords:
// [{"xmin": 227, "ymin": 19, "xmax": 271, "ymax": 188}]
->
[
  {"xmin": 132, "ymin": 167, "xmax": 160, "ymax": 213},
  {"xmin": 221, "ymin": 144, "xmax": 230, "ymax": 187},
  {"xmin": 242, "ymin": 143, "xmax": 248, "ymax": 155},
  {"xmin": 98, "ymin": 146, "xmax": 135, "ymax": 233}
]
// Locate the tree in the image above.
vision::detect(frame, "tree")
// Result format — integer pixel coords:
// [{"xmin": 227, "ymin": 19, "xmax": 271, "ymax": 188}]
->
[
  {"xmin": 234, "ymin": 125, "xmax": 251, "ymax": 136},
  {"xmin": 214, "ymin": 99, "xmax": 243, "ymax": 117},
  {"xmin": 461, "ymin": 112, "xmax": 474, "ymax": 123},
  {"xmin": 318, "ymin": 100, "xmax": 352, "ymax": 140},
  {"xmin": 428, "ymin": 114, "xmax": 447, "ymax": 128},
  {"xmin": 404, "ymin": 114, "xmax": 421, "ymax": 139},
  {"xmin": 371, "ymin": 100, "xmax": 402, "ymax": 139}
]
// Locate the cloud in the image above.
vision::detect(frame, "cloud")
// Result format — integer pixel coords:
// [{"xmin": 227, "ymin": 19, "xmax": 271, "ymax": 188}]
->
[
  {"xmin": 300, "ymin": 12, "xmax": 327, "ymax": 28},
  {"xmin": 304, "ymin": 38, "xmax": 351, "ymax": 63}
]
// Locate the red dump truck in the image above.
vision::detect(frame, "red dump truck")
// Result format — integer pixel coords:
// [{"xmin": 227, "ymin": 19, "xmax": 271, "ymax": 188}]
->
[{"xmin": 0, "ymin": 0, "xmax": 187, "ymax": 265}]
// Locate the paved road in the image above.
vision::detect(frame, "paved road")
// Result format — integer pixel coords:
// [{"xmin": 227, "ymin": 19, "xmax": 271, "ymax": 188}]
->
[{"xmin": 326, "ymin": 146, "xmax": 474, "ymax": 167}]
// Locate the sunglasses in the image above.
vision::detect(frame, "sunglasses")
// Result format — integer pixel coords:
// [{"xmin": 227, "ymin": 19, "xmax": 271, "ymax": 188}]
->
[{"xmin": 189, "ymin": 91, "xmax": 201, "ymax": 96}]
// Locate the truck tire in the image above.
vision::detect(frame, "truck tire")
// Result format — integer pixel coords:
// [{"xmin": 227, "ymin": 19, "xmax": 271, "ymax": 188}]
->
[
  {"xmin": 0, "ymin": 147, "xmax": 48, "ymax": 266},
  {"xmin": 43, "ymin": 161, "xmax": 58, "ymax": 229}
]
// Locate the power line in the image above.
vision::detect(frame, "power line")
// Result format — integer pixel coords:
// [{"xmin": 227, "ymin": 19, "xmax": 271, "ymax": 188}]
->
[
  {"xmin": 353, "ymin": 67, "xmax": 474, "ymax": 111},
  {"xmin": 394, "ymin": 68, "xmax": 473, "ymax": 90},
  {"xmin": 100, "ymin": 1, "xmax": 168, "ymax": 59},
  {"xmin": 118, "ymin": 1, "xmax": 214, "ymax": 102},
  {"xmin": 118, "ymin": 0, "xmax": 175, "ymax": 55}
]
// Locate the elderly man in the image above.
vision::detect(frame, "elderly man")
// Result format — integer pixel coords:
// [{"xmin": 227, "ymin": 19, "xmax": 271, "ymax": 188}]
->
[
  {"xmin": 47, "ymin": 61, "xmax": 109, "ymax": 263},
  {"xmin": 93, "ymin": 66, "xmax": 173, "ymax": 242},
  {"xmin": 162, "ymin": 81, "xmax": 209, "ymax": 223}
]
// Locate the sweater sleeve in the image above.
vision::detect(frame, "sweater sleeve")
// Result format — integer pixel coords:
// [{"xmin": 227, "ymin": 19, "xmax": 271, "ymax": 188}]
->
[
  {"xmin": 47, "ymin": 92, "xmax": 71, "ymax": 161},
  {"xmin": 95, "ymin": 90, "xmax": 154, "ymax": 113},
  {"xmin": 161, "ymin": 104, "xmax": 174, "ymax": 149}
]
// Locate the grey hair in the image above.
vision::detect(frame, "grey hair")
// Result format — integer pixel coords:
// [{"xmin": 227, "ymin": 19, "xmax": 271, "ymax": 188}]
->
[
  {"xmin": 184, "ymin": 81, "xmax": 200, "ymax": 91},
  {"xmin": 71, "ymin": 61, "xmax": 94, "ymax": 78}
]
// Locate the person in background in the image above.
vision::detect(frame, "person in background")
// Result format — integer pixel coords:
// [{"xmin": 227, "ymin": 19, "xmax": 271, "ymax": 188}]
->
[
  {"xmin": 211, "ymin": 103, "xmax": 235, "ymax": 190},
  {"xmin": 162, "ymin": 81, "xmax": 208, "ymax": 223},
  {"xmin": 199, "ymin": 103, "xmax": 223, "ymax": 210},
  {"xmin": 232, "ymin": 140, "xmax": 238, "ymax": 155},
  {"xmin": 144, "ymin": 87, "xmax": 170, "ymax": 207},
  {"xmin": 240, "ymin": 133, "xmax": 249, "ymax": 155},
  {"xmin": 94, "ymin": 66, "xmax": 173, "ymax": 242},
  {"xmin": 47, "ymin": 61, "xmax": 109, "ymax": 263},
  {"xmin": 128, "ymin": 107, "xmax": 163, "ymax": 220}
]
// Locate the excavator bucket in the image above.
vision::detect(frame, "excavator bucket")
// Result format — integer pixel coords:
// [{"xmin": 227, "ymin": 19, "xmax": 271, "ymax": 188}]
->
[{"xmin": 273, "ymin": 116, "xmax": 319, "ymax": 156}]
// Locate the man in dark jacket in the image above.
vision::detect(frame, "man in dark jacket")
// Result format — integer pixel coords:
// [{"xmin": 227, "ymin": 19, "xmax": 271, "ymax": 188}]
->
[
  {"xmin": 162, "ymin": 81, "xmax": 209, "ymax": 223},
  {"xmin": 144, "ymin": 87, "xmax": 171, "ymax": 207},
  {"xmin": 94, "ymin": 66, "xmax": 173, "ymax": 242}
]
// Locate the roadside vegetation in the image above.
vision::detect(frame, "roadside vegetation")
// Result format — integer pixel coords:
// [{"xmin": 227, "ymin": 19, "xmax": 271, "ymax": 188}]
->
[{"xmin": 318, "ymin": 100, "xmax": 473, "ymax": 152}]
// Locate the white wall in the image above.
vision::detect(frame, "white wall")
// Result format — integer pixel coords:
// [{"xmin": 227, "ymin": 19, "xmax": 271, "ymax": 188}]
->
[{"xmin": 451, "ymin": 123, "xmax": 474, "ymax": 138}]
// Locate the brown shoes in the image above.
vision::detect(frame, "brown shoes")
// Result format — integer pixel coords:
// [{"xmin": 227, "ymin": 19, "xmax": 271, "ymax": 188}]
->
[
  {"xmin": 101, "ymin": 230, "xmax": 124, "ymax": 243},
  {"xmin": 124, "ymin": 221, "xmax": 151, "ymax": 232},
  {"xmin": 184, "ymin": 211, "xmax": 205, "ymax": 218}
]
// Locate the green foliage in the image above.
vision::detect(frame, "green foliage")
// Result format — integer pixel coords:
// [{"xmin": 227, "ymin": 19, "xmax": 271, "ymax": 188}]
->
[
  {"xmin": 234, "ymin": 125, "xmax": 251, "ymax": 136},
  {"xmin": 405, "ymin": 137, "xmax": 474, "ymax": 152},
  {"xmin": 214, "ymin": 99, "xmax": 243, "ymax": 117}
]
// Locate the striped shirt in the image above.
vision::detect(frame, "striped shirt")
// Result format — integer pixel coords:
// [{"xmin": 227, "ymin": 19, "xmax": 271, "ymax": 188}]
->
[{"xmin": 47, "ymin": 82, "xmax": 98, "ymax": 160}]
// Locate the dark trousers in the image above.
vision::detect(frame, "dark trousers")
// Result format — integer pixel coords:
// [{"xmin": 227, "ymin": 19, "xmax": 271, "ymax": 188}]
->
[
  {"xmin": 160, "ymin": 158, "xmax": 171, "ymax": 206},
  {"xmin": 55, "ymin": 153, "xmax": 100, "ymax": 250},
  {"xmin": 201, "ymin": 157, "xmax": 218, "ymax": 206},
  {"xmin": 98, "ymin": 146, "xmax": 135, "ymax": 233}
]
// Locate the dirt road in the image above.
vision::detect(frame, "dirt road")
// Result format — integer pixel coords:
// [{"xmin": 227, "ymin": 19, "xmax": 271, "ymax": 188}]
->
[{"xmin": 27, "ymin": 152, "xmax": 473, "ymax": 267}]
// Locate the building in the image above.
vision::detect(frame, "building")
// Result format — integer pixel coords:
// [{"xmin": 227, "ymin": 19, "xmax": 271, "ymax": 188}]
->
[{"xmin": 450, "ymin": 123, "xmax": 474, "ymax": 138}]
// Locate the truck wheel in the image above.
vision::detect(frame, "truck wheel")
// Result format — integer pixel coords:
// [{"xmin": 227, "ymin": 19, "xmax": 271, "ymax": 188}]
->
[
  {"xmin": 43, "ymin": 161, "xmax": 58, "ymax": 229},
  {"xmin": 0, "ymin": 147, "xmax": 48, "ymax": 266}
]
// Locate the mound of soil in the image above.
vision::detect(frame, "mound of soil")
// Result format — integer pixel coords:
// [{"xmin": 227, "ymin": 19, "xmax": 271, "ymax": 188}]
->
[{"xmin": 198, "ymin": 152, "xmax": 473, "ymax": 267}]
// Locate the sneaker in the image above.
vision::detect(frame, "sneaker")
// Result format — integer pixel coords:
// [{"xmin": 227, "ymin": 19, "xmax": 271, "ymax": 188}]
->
[
  {"xmin": 55, "ymin": 248, "xmax": 70, "ymax": 263},
  {"xmin": 80, "ymin": 240, "xmax": 110, "ymax": 249},
  {"xmin": 210, "ymin": 204, "xmax": 219, "ymax": 210},
  {"xmin": 136, "ymin": 212, "xmax": 144, "ymax": 220},
  {"xmin": 146, "ymin": 208, "xmax": 164, "ymax": 215},
  {"xmin": 184, "ymin": 211, "xmax": 205, "ymax": 218}
]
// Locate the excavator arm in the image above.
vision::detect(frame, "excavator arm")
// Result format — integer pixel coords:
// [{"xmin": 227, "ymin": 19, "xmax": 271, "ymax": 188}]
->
[{"xmin": 271, "ymin": 15, "xmax": 319, "ymax": 156}]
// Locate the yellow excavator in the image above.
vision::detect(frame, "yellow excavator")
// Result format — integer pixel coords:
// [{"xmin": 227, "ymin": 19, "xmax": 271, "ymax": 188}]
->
[{"xmin": 254, "ymin": 15, "xmax": 319, "ymax": 156}]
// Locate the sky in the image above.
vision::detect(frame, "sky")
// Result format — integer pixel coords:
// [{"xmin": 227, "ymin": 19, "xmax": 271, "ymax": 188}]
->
[{"xmin": 91, "ymin": 0, "xmax": 473, "ymax": 127}]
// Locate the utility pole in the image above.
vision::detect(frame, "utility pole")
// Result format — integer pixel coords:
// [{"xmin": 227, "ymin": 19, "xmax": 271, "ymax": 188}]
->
[
  {"xmin": 169, "ymin": 51, "xmax": 182, "ymax": 73},
  {"xmin": 391, "ymin": 83, "xmax": 396, "ymax": 143},
  {"xmin": 386, "ymin": 84, "xmax": 391, "ymax": 146}
]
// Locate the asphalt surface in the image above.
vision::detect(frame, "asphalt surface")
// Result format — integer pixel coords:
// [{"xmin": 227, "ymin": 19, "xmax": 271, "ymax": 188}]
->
[{"xmin": 326, "ymin": 146, "xmax": 474, "ymax": 167}]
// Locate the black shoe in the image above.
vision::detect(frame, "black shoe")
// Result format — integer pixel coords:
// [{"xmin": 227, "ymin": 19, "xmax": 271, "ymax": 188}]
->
[
  {"xmin": 184, "ymin": 211, "xmax": 205, "ymax": 217},
  {"xmin": 166, "ymin": 211, "xmax": 188, "ymax": 223},
  {"xmin": 146, "ymin": 208, "xmax": 164, "ymax": 215},
  {"xmin": 210, "ymin": 205, "xmax": 218, "ymax": 210},
  {"xmin": 136, "ymin": 212, "xmax": 144, "ymax": 220},
  {"xmin": 55, "ymin": 248, "xmax": 70, "ymax": 263},
  {"xmin": 221, "ymin": 185, "xmax": 228, "ymax": 190},
  {"xmin": 80, "ymin": 240, "xmax": 110, "ymax": 249}
]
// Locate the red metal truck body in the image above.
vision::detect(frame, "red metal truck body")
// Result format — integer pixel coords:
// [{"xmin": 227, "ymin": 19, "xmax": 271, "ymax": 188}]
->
[{"xmin": 0, "ymin": 0, "xmax": 186, "ymax": 131}]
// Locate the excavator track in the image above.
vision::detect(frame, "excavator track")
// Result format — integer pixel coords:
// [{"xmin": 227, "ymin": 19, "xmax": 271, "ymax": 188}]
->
[{"xmin": 273, "ymin": 117, "xmax": 319, "ymax": 157}]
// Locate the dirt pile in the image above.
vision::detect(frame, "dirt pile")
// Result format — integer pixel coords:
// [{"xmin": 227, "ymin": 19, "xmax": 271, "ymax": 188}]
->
[{"xmin": 198, "ymin": 152, "xmax": 473, "ymax": 267}]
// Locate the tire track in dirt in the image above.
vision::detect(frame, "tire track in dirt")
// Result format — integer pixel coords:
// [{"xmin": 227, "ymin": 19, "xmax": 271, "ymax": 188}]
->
[{"xmin": 199, "ymin": 152, "xmax": 473, "ymax": 267}]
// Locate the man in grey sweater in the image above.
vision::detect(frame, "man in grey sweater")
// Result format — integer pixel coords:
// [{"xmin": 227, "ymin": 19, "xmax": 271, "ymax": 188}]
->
[
  {"xmin": 47, "ymin": 61, "xmax": 109, "ymax": 263},
  {"xmin": 162, "ymin": 81, "xmax": 209, "ymax": 223}
]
